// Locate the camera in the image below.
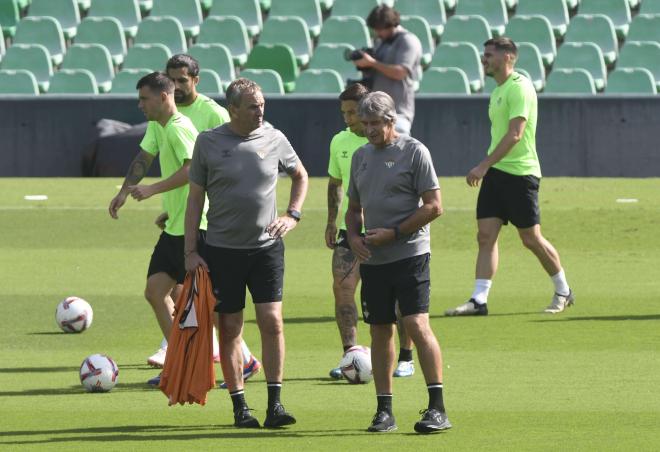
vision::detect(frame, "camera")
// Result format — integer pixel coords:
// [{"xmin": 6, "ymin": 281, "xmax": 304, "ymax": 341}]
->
[
  {"xmin": 343, "ymin": 47, "xmax": 375, "ymax": 61},
  {"xmin": 344, "ymin": 48, "xmax": 376, "ymax": 89}
]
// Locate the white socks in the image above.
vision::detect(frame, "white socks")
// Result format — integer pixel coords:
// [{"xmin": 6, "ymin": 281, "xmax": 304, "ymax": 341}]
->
[
  {"xmin": 163, "ymin": 329, "xmax": 253, "ymax": 365},
  {"xmin": 551, "ymin": 269, "xmax": 570, "ymax": 296},
  {"xmin": 160, "ymin": 338, "xmax": 168, "ymax": 350},
  {"xmin": 471, "ymin": 279, "xmax": 492, "ymax": 305}
]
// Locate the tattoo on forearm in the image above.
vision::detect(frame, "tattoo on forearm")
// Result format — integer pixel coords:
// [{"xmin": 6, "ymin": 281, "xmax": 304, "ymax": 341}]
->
[
  {"xmin": 123, "ymin": 156, "xmax": 148, "ymax": 188},
  {"xmin": 327, "ymin": 183, "xmax": 341, "ymax": 223}
]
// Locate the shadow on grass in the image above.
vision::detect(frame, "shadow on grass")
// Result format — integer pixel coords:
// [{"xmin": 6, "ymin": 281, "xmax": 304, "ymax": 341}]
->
[
  {"xmin": 432, "ymin": 311, "xmax": 539, "ymax": 319},
  {"xmin": 245, "ymin": 316, "xmax": 335, "ymax": 325},
  {"xmin": 0, "ymin": 382, "xmax": 157, "ymax": 397},
  {"xmin": 27, "ymin": 332, "xmax": 67, "ymax": 336},
  {"xmin": 0, "ymin": 363, "xmax": 145, "ymax": 374},
  {"xmin": 532, "ymin": 314, "xmax": 660, "ymax": 322}
]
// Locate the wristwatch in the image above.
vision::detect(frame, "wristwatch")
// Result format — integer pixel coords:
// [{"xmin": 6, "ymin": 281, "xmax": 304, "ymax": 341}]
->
[{"xmin": 286, "ymin": 209, "xmax": 302, "ymax": 222}]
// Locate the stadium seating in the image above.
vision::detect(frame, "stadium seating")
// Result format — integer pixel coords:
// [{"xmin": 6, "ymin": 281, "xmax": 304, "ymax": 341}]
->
[
  {"xmin": 0, "ymin": 43, "xmax": 51, "ymax": 92},
  {"xmin": 198, "ymin": 16, "xmax": 250, "ymax": 66},
  {"xmin": 418, "ymin": 67, "xmax": 470, "ymax": 94},
  {"xmin": 578, "ymin": 0, "xmax": 631, "ymax": 39},
  {"xmin": 188, "ymin": 43, "xmax": 235, "ymax": 90},
  {"xmin": 209, "ymin": 0, "xmax": 262, "ymax": 37},
  {"xmin": 627, "ymin": 14, "xmax": 660, "ymax": 44},
  {"xmin": 245, "ymin": 44, "xmax": 299, "ymax": 92},
  {"xmin": 61, "ymin": 43, "xmax": 114, "ymax": 93},
  {"xmin": 308, "ymin": 43, "xmax": 361, "ymax": 82},
  {"xmin": 135, "ymin": 16, "xmax": 187, "ymax": 55},
  {"xmin": 260, "ymin": 16, "xmax": 312, "ymax": 66},
  {"xmin": 150, "ymin": 0, "xmax": 203, "ymax": 39},
  {"xmin": 515, "ymin": 0, "xmax": 569, "ymax": 38},
  {"xmin": 138, "ymin": 0, "xmax": 152, "ymax": 15},
  {"xmin": 544, "ymin": 68, "xmax": 596, "ymax": 94},
  {"xmin": 260, "ymin": 0, "xmax": 272, "ymax": 12},
  {"xmin": 639, "ymin": 0, "xmax": 660, "ymax": 14},
  {"xmin": 505, "ymin": 15, "xmax": 556, "ymax": 67},
  {"xmin": 88, "ymin": 0, "xmax": 140, "ymax": 39},
  {"xmin": 396, "ymin": 0, "xmax": 446, "ymax": 38},
  {"xmin": 200, "ymin": 0, "xmax": 212, "ymax": 13},
  {"xmin": 196, "ymin": 68, "xmax": 223, "ymax": 95},
  {"xmin": 294, "ymin": 68, "xmax": 344, "ymax": 93},
  {"xmin": 122, "ymin": 43, "xmax": 171, "ymax": 71},
  {"xmin": 516, "ymin": 42, "xmax": 545, "ymax": 92},
  {"xmin": 318, "ymin": 16, "xmax": 372, "ymax": 49},
  {"xmin": 269, "ymin": 0, "xmax": 323, "ymax": 38},
  {"xmin": 441, "ymin": 15, "xmax": 491, "ymax": 49},
  {"xmin": 110, "ymin": 68, "xmax": 151, "ymax": 94},
  {"xmin": 0, "ymin": 69, "xmax": 39, "ymax": 94},
  {"xmin": 553, "ymin": 42, "xmax": 607, "ymax": 91},
  {"xmin": 565, "ymin": 14, "xmax": 618, "ymax": 65},
  {"xmin": 605, "ymin": 68, "xmax": 657, "ymax": 94},
  {"xmin": 75, "ymin": 17, "xmax": 126, "ymax": 66},
  {"xmin": 331, "ymin": 0, "xmax": 379, "ymax": 18},
  {"xmin": 454, "ymin": 0, "xmax": 507, "ymax": 37},
  {"xmin": 0, "ymin": 0, "xmax": 20, "ymax": 38},
  {"xmin": 430, "ymin": 42, "xmax": 483, "ymax": 92},
  {"xmin": 400, "ymin": 16, "xmax": 434, "ymax": 66},
  {"xmin": 28, "ymin": 0, "xmax": 80, "ymax": 39},
  {"xmin": 13, "ymin": 17, "xmax": 66, "ymax": 65},
  {"xmin": 617, "ymin": 41, "xmax": 660, "ymax": 90},
  {"xmin": 77, "ymin": 0, "xmax": 90, "ymax": 13},
  {"xmin": 48, "ymin": 68, "xmax": 99, "ymax": 94},
  {"xmin": 240, "ymin": 68, "xmax": 285, "ymax": 94}
]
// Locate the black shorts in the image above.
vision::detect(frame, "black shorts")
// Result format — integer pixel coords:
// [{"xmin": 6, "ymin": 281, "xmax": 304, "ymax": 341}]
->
[
  {"xmin": 359, "ymin": 253, "xmax": 430, "ymax": 325},
  {"xmin": 335, "ymin": 229, "xmax": 365, "ymax": 250},
  {"xmin": 147, "ymin": 230, "xmax": 206, "ymax": 284},
  {"xmin": 477, "ymin": 167, "xmax": 541, "ymax": 228},
  {"xmin": 205, "ymin": 240, "xmax": 285, "ymax": 314}
]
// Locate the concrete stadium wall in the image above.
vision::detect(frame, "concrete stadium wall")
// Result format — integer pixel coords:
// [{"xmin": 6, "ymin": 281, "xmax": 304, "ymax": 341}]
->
[{"xmin": 0, "ymin": 95, "xmax": 659, "ymax": 177}]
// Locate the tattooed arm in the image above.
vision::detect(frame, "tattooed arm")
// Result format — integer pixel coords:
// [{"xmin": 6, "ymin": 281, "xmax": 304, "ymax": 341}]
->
[
  {"xmin": 108, "ymin": 150, "xmax": 155, "ymax": 219},
  {"xmin": 325, "ymin": 176, "xmax": 343, "ymax": 249}
]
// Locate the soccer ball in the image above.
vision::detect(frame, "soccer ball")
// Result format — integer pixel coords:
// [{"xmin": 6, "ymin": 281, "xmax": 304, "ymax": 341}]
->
[
  {"xmin": 55, "ymin": 296, "xmax": 93, "ymax": 333},
  {"xmin": 79, "ymin": 354, "xmax": 119, "ymax": 392},
  {"xmin": 340, "ymin": 345, "xmax": 373, "ymax": 384}
]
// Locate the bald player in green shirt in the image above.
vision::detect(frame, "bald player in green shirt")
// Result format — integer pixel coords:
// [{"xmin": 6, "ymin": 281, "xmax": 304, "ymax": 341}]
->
[{"xmin": 446, "ymin": 37, "xmax": 574, "ymax": 317}]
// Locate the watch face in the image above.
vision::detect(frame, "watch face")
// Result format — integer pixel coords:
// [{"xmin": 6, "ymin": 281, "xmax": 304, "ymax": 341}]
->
[{"xmin": 287, "ymin": 209, "xmax": 301, "ymax": 221}]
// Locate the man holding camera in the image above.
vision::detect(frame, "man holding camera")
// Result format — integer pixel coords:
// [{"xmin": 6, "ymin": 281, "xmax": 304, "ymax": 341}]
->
[{"xmin": 351, "ymin": 5, "xmax": 422, "ymax": 135}]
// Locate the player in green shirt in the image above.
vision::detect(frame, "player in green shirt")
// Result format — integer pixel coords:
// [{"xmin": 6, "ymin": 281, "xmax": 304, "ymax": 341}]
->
[{"xmin": 446, "ymin": 37, "xmax": 573, "ymax": 317}]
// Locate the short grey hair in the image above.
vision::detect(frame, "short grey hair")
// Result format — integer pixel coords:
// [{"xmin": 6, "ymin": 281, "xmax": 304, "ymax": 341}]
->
[
  {"xmin": 358, "ymin": 91, "xmax": 397, "ymax": 124},
  {"xmin": 226, "ymin": 77, "xmax": 262, "ymax": 107}
]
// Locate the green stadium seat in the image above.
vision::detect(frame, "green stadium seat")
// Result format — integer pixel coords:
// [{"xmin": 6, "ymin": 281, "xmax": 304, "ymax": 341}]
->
[
  {"xmin": 396, "ymin": 0, "xmax": 446, "ymax": 38},
  {"xmin": 565, "ymin": 14, "xmax": 618, "ymax": 65},
  {"xmin": 430, "ymin": 42, "xmax": 483, "ymax": 92},
  {"xmin": 150, "ymin": 0, "xmax": 203, "ymax": 39},
  {"xmin": 294, "ymin": 68, "xmax": 344, "ymax": 93},
  {"xmin": 618, "ymin": 42, "xmax": 660, "ymax": 90},
  {"xmin": 135, "ymin": 16, "xmax": 187, "ymax": 55},
  {"xmin": 209, "ymin": 0, "xmax": 262, "ymax": 37},
  {"xmin": 0, "ymin": 0, "xmax": 20, "ymax": 38},
  {"xmin": 245, "ymin": 43, "xmax": 299, "ymax": 93},
  {"xmin": 318, "ymin": 16, "xmax": 372, "ymax": 49},
  {"xmin": 505, "ymin": 15, "xmax": 556, "ymax": 67},
  {"xmin": 516, "ymin": 0, "xmax": 569, "ymax": 38},
  {"xmin": 14, "ymin": 16, "xmax": 66, "ymax": 65},
  {"xmin": 331, "ymin": 0, "xmax": 379, "ymax": 18},
  {"xmin": 61, "ymin": 43, "xmax": 114, "ymax": 93},
  {"xmin": 260, "ymin": 16, "xmax": 312, "ymax": 66},
  {"xmin": 639, "ymin": 0, "xmax": 660, "ymax": 14},
  {"xmin": 196, "ymin": 68, "xmax": 223, "ymax": 95},
  {"xmin": 628, "ymin": 0, "xmax": 639, "ymax": 9},
  {"xmin": 138, "ymin": 0, "xmax": 152, "ymax": 15},
  {"xmin": 320, "ymin": 0, "xmax": 334, "ymax": 12},
  {"xmin": 544, "ymin": 68, "xmax": 596, "ymax": 94},
  {"xmin": 578, "ymin": 0, "xmax": 631, "ymax": 39},
  {"xmin": 483, "ymin": 67, "xmax": 531, "ymax": 93},
  {"xmin": 553, "ymin": 42, "xmax": 606, "ymax": 91},
  {"xmin": 0, "ymin": 43, "xmax": 52, "ymax": 92},
  {"xmin": 260, "ymin": 0, "xmax": 271, "ymax": 12},
  {"xmin": 454, "ymin": 0, "xmax": 507, "ymax": 37},
  {"xmin": 28, "ymin": 0, "xmax": 80, "ymax": 40},
  {"xmin": 270, "ymin": 0, "xmax": 323, "ymax": 38},
  {"xmin": 88, "ymin": 0, "xmax": 140, "ymax": 39},
  {"xmin": 110, "ymin": 68, "xmax": 151, "ymax": 94},
  {"xmin": 605, "ymin": 68, "xmax": 657, "ymax": 94},
  {"xmin": 401, "ymin": 16, "xmax": 434, "ymax": 66},
  {"xmin": 516, "ymin": 42, "xmax": 545, "ymax": 92},
  {"xmin": 418, "ymin": 67, "xmax": 470, "ymax": 94},
  {"xmin": 504, "ymin": 0, "xmax": 517, "ymax": 9},
  {"xmin": 48, "ymin": 68, "xmax": 99, "ymax": 94},
  {"xmin": 122, "ymin": 43, "xmax": 171, "ymax": 71},
  {"xmin": 0, "ymin": 24, "xmax": 4, "ymax": 60},
  {"xmin": 565, "ymin": 0, "xmax": 579, "ymax": 10},
  {"xmin": 77, "ymin": 0, "xmax": 91, "ymax": 13},
  {"xmin": 441, "ymin": 15, "xmax": 491, "ymax": 49},
  {"xmin": 75, "ymin": 17, "xmax": 127, "ymax": 66},
  {"xmin": 188, "ymin": 43, "xmax": 235, "ymax": 90},
  {"xmin": 198, "ymin": 16, "xmax": 250, "ymax": 66},
  {"xmin": 444, "ymin": 0, "xmax": 456, "ymax": 11},
  {"xmin": 0, "ymin": 69, "xmax": 39, "ymax": 94},
  {"xmin": 16, "ymin": 0, "xmax": 30, "ymax": 10},
  {"xmin": 240, "ymin": 68, "xmax": 285, "ymax": 94},
  {"xmin": 308, "ymin": 43, "xmax": 361, "ymax": 82},
  {"xmin": 627, "ymin": 14, "xmax": 660, "ymax": 44},
  {"xmin": 200, "ymin": 0, "xmax": 212, "ymax": 13}
]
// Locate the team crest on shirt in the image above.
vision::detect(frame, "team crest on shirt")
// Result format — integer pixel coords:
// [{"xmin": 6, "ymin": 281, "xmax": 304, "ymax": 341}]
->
[
  {"xmin": 341, "ymin": 151, "xmax": 348, "ymax": 158},
  {"xmin": 221, "ymin": 149, "xmax": 232, "ymax": 158},
  {"xmin": 384, "ymin": 160, "xmax": 395, "ymax": 168},
  {"xmin": 497, "ymin": 97, "xmax": 502, "ymax": 106}
]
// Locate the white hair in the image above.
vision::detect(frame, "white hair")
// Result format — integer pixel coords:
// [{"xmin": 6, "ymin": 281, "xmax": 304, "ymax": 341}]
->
[{"xmin": 357, "ymin": 91, "xmax": 397, "ymax": 124}]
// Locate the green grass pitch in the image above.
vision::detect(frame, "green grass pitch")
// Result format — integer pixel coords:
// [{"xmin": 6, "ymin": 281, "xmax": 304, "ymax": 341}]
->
[{"xmin": 1, "ymin": 177, "xmax": 659, "ymax": 451}]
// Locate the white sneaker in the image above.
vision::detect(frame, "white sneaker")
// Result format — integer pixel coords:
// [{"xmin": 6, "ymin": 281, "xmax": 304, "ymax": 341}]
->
[
  {"xmin": 445, "ymin": 299, "xmax": 488, "ymax": 316},
  {"xmin": 544, "ymin": 290, "xmax": 575, "ymax": 314},
  {"xmin": 393, "ymin": 360, "xmax": 415, "ymax": 377},
  {"xmin": 147, "ymin": 347, "xmax": 167, "ymax": 368}
]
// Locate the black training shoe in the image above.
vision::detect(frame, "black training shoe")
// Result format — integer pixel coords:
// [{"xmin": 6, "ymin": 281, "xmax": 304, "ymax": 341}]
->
[
  {"xmin": 367, "ymin": 410, "xmax": 397, "ymax": 433},
  {"xmin": 445, "ymin": 299, "xmax": 488, "ymax": 316},
  {"xmin": 264, "ymin": 403, "xmax": 297, "ymax": 428},
  {"xmin": 234, "ymin": 407, "xmax": 260, "ymax": 428},
  {"xmin": 414, "ymin": 409, "xmax": 452, "ymax": 433}
]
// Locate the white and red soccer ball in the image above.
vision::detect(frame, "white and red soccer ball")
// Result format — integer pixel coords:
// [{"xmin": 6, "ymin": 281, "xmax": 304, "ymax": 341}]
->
[
  {"xmin": 340, "ymin": 345, "xmax": 373, "ymax": 384},
  {"xmin": 55, "ymin": 296, "xmax": 93, "ymax": 333},
  {"xmin": 79, "ymin": 354, "xmax": 119, "ymax": 392}
]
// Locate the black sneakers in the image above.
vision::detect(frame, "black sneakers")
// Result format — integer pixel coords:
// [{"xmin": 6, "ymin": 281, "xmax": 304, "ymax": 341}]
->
[
  {"xmin": 367, "ymin": 410, "xmax": 397, "ymax": 432},
  {"xmin": 264, "ymin": 403, "xmax": 297, "ymax": 428},
  {"xmin": 414, "ymin": 409, "xmax": 452, "ymax": 433},
  {"xmin": 234, "ymin": 407, "xmax": 260, "ymax": 428}
]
